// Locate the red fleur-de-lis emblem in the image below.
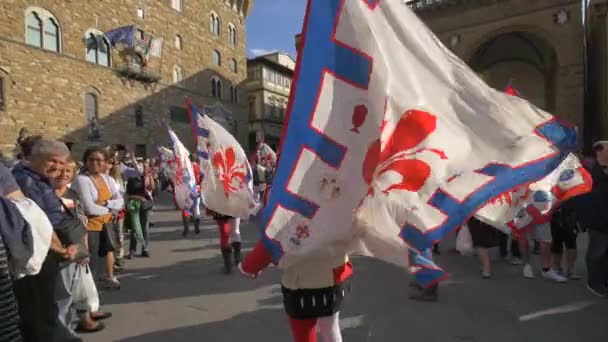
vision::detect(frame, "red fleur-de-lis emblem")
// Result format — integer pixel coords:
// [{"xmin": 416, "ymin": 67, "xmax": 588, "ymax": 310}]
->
[
  {"xmin": 362, "ymin": 109, "xmax": 447, "ymax": 195},
  {"xmin": 295, "ymin": 225, "xmax": 310, "ymax": 240},
  {"xmin": 212, "ymin": 146, "xmax": 247, "ymax": 198}
]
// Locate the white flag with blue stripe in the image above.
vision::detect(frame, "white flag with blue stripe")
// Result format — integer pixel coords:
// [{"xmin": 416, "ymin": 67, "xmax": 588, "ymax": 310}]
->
[
  {"xmin": 167, "ymin": 126, "xmax": 198, "ymax": 210},
  {"xmin": 253, "ymin": 0, "xmax": 588, "ymax": 287}
]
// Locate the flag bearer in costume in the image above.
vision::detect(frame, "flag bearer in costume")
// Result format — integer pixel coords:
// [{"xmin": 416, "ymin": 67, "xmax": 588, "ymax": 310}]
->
[
  {"xmin": 240, "ymin": 185, "xmax": 352, "ymax": 342},
  {"xmin": 206, "ymin": 209, "xmax": 242, "ymax": 274}
]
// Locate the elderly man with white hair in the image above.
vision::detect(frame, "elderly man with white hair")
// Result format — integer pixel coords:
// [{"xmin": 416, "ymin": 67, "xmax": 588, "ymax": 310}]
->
[{"xmin": 12, "ymin": 139, "xmax": 80, "ymax": 342}]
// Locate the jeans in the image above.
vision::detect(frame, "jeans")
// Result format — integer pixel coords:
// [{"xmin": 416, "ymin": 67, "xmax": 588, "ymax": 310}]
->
[
  {"xmin": 114, "ymin": 218, "xmax": 125, "ymax": 259},
  {"xmin": 87, "ymin": 231, "xmax": 104, "ymax": 281},
  {"xmin": 54, "ymin": 262, "xmax": 78, "ymax": 342},
  {"xmin": 130, "ymin": 210, "xmax": 151, "ymax": 254},
  {"xmin": 13, "ymin": 254, "xmax": 59, "ymax": 342},
  {"xmin": 586, "ymin": 229, "xmax": 608, "ymax": 289}
]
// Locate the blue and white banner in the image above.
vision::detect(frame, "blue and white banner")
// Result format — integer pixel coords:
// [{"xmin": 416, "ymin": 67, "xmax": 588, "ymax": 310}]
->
[
  {"xmin": 255, "ymin": 0, "xmax": 585, "ymax": 285},
  {"xmin": 167, "ymin": 126, "xmax": 197, "ymax": 210}
]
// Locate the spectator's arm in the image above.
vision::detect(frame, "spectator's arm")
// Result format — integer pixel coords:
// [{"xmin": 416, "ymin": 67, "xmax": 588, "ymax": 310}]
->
[
  {"xmin": 50, "ymin": 232, "xmax": 66, "ymax": 256},
  {"xmin": 72, "ymin": 177, "xmax": 109, "ymax": 216},
  {"xmin": 5, "ymin": 189, "xmax": 25, "ymax": 201},
  {"xmin": 105, "ymin": 177, "xmax": 125, "ymax": 210}
]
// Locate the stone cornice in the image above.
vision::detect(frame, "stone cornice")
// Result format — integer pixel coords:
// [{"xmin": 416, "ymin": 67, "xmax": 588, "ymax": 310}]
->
[{"xmin": 407, "ymin": 0, "xmax": 510, "ymax": 16}]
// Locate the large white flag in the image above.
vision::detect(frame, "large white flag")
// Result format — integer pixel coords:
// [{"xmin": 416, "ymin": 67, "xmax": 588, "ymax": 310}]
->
[
  {"xmin": 187, "ymin": 99, "xmax": 261, "ymax": 218},
  {"xmin": 254, "ymin": 0, "xmax": 588, "ymax": 285},
  {"xmin": 167, "ymin": 126, "xmax": 197, "ymax": 210}
]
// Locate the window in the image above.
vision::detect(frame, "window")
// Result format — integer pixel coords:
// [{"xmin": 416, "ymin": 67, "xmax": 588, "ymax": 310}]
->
[
  {"xmin": 0, "ymin": 76, "xmax": 5, "ymax": 112},
  {"xmin": 211, "ymin": 76, "xmax": 222, "ymax": 99},
  {"xmin": 131, "ymin": 53, "xmax": 144, "ymax": 71},
  {"xmin": 135, "ymin": 105, "xmax": 144, "ymax": 127},
  {"xmin": 137, "ymin": 7, "xmax": 145, "ymax": 19},
  {"xmin": 136, "ymin": 29, "xmax": 145, "ymax": 41},
  {"xmin": 230, "ymin": 85, "xmax": 239, "ymax": 104},
  {"xmin": 175, "ymin": 34, "xmax": 182, "ymax": 49},
  {"xmin": 249, "ymin": 100, "xmax": 255, "ymax": 119},
  {"xmin": 228, "ymin": 24, "xmax": 237, "ymax": 46},
  {"xmin": 43, "ymin": 18, "xmax": 59, "ymax": 52},
  {"xmin": 210, "ymin": 12, "xmax": 221, "ymax": 35},
  {"xmin": 85, "ymin": 31, "xmax": 111, "ymax": 67},
  {"xmin": 26, "ymin": 12, "xmax": 42, "ymax": 47},
  {"xmin": 213, "ymin": 50, "xmax": 221, "ymax": 66},
  {"xmin": 85, "ymin": 92, "xmax": 100, "ymax": 139},
  {"xmin": 25, "ymin": 8, "xmax": 60, "ymax": 52},
  {"xmin": 230, "ymin": 58, "xmax": 237, "ymax": 73},
  {"xmin": 173, "ymin": 66, "xmax": 185, "ymax": 84},
  {"xmin": 171, "ymin": 0, "xmax": 182, "ymax": 12}
]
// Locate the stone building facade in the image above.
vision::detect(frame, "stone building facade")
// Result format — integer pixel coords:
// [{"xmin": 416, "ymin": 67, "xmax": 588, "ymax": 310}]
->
[
  {"xmin": 407, "ymin": 0, "xmax": 588, "ymax": 145},
  {"xmin": 586, "ymin": 0, "xmax": 608, "ymax": 143},
  {"xmin": 0, "ymin": 0, "xmax": 252, "ymax": 158},
  {"xmin": 245, "ymin": 52, "xmax": 295, "ymax": 150}
]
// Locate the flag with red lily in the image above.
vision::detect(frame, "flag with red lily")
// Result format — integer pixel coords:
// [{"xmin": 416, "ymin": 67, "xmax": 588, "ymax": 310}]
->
[
  {"xmin": 249, "ymin": 0, "xmax": 590, "ymax": 286},
  {"xmin": 256, "ymin": 142, "xmax": 277, "ymax": 169},
  {"xmin": 167, "ymin": 126, "xmax": 198, "ymax": 210},
  {"xmin": 186, "ymin": 99, "xmax": 261, "ymax": 218}
]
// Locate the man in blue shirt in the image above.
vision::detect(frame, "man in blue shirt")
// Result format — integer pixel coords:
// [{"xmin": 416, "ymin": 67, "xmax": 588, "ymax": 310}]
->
[{"xmin": 12, "ymin": 139, "xmax": 79, "ymax": 342}]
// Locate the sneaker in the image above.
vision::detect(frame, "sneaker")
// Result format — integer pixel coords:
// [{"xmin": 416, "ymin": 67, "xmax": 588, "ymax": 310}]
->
[
  {"xmin": 141, "ymin": 250, "xmax": 150, "ymax": 258},
  {"xmin": 104, "ymin": 277, "xmax": 121, "ymax": 289},
  {"xmin": 586, "ymin": 283, "xmax": 608, "ymax": 298},
  {"xmin": 565, "ymin": 271, "xmax": 582, "ymax": 280},
  {"xmin": 542, "ymin": 269, "xmax": 568, "ymax": 283},
  {"xmin": 523, "ymin": 264, "xmax": 535, "ymax": 279},
  {"xmin": 510, "ymin": 257, "xmax": 523, "ymax": 265}
]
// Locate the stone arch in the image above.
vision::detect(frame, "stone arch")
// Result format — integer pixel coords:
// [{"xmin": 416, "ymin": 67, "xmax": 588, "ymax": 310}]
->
[{"xmin": 467, "ymin": 28, "xmax": 558, "ymax": 112}]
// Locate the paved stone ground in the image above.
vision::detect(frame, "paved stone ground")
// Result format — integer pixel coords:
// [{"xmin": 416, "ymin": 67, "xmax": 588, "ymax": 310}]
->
[{"xmin": 85, "ymin": 196, "xmax": 608, "ymax": 342}]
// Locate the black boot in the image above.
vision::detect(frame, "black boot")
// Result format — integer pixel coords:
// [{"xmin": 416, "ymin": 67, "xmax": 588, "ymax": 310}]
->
[
  {"xmin": 231, "ymin": 242, "xmax": 242, "ymax": 266},
  {"xmin": 194, "ymin": 218, "xmax": 201, "ymax": 234},
  {"xmin": 182, "ymin": 216, "xmax": 190, "ymax": 237},
  {"xmin": 221, "ymin": 248, "xmax": 233, "ymax": 274},
  {"xmin": 409, "ymin": 284, "xmax": 438, "ymax": 302}
]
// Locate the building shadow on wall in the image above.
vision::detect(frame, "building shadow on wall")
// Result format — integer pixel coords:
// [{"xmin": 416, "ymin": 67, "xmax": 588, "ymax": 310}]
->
[{"xmin": 44, "ymin": 68, "xmax": 252, "ymax": 158}]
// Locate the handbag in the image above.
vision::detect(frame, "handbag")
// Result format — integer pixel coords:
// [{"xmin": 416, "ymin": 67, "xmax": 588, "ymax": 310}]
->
[
  {"xmin": 56, "ymin": 204, "xmax": 87, "ymax": 246},
  {"xmin": 58, "ymin": 202, "xmax": 89, "ymax": 260}
]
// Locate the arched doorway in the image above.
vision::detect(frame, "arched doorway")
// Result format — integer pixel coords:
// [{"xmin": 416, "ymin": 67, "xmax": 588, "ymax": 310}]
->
[{"xmin": 469, "ymin": 32, "xmax": 558, "ymax": 112}]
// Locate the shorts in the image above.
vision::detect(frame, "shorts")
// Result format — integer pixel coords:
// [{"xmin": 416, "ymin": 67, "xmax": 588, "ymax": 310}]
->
[
  {"xmin": 550, "ymin": 223, "xmax": 578, "ymax": 253},
  {"xmin": 533, "ymin": 223, "xmax": 552, "ymax": 242}
]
